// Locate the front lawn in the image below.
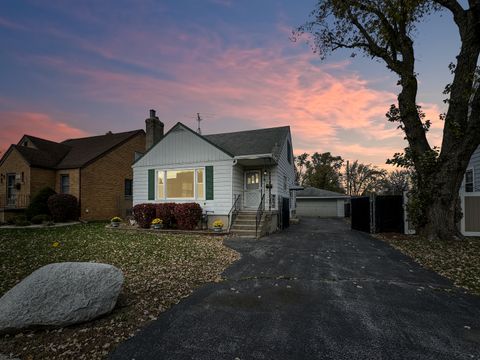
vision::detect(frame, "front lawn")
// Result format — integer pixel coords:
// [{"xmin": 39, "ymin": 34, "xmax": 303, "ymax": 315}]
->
[
  {"xmin": 375, "ymin": 233, "xmax": 480, "ymax": 296},
  {"xmin": 0, "ymin": 223, "xmax": 239, "ymax": 359}
]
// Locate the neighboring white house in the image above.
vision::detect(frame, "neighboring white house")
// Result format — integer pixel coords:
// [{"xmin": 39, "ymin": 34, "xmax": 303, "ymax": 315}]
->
[
  {"xmin": 295, "ymin": 187, "xmax": 348, "ymax": 217},
  {"xmin": 132, "ymin": 110, "xmax": 296, "ymax": 230},
  {"xmin": 460, "ymin": 146, "xmax": 480, "ymax": 235}
]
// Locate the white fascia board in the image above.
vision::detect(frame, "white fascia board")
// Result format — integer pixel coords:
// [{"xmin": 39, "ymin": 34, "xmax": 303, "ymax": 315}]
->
[{"xmin": 234, "ymin": 153, "xmax": 273, "ymax": 160}]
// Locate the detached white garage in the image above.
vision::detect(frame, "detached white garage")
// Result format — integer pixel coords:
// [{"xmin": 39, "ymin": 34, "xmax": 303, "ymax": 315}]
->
[{"xmin": 296, "ymin": 187, "xmax": 348, "ymax": 218}]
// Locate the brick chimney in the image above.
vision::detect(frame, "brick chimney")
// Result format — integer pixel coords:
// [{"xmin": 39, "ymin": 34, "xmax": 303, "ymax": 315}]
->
[{"xmin": 145, "ymin": 109, "xmax": 164, "ymax": 151}]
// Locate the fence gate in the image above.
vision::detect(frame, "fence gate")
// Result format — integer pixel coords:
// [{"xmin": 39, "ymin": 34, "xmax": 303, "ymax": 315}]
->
[
  {"xmin": 375, "ymin": 195, "xmax": 404, "ymax": 233},
  {"xmin": 351, "ymin": 195, "xmax": 404, "ymax": 233},
  {"xmin": 351, "ymin": 196, "xmax": 371, "ymax": 232}
]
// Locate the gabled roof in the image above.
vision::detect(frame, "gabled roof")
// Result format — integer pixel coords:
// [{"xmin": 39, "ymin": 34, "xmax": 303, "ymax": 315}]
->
[
  {"xmin": 57, "ymin": 130, "xmax": 143, "ymax": 169},
  {"xmin": 296, "ymin": 186, "xmax": 349, "ymax": 198},
  {"xmin": 0, "ymin": 130, "xmax": 144, "ymax": 170},
  {"xmin": 133, "ymin": 123, "xmax": 291, "ymax": 166},
  {"xmin": 203, "ymin": 126, "xmax": 290, "ymax": 157},
  {"xmin": 16, "ymin": 135, "xmax": 71, "ymax": 168}
]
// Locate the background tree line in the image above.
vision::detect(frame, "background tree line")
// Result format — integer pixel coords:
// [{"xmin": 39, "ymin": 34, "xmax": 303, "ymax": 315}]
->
[{"xmin": 295, "ymin": 152, "xmax": 411, "ymax": 196}]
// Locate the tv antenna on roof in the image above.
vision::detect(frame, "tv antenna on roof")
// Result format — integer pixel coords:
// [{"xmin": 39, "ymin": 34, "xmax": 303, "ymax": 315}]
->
[{"xmin": 196, "ymin": 113, "xmax": 202, "ymax": 135}]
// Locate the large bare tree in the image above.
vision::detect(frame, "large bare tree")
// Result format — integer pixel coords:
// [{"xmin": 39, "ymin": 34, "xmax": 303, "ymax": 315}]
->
[{"xmin": 295, "ymin": 0, "xmax": 480, "ymax": 240}]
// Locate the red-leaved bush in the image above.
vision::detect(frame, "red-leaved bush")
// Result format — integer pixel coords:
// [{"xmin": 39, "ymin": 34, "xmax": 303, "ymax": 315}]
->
[
  {"xmin": 132, "ymin": 203, "xmax": 156, "ymax": 228},
  {"xmin": 174, "ymin": 203, "xmax": 202, "ymax": 230},
  {"xmin": 155, "ymin": 203, "xmax": 176, "ymax": 229},
  {"xmin": 47, "ymin": 194, "xmax": 79, "ymax": 222}
]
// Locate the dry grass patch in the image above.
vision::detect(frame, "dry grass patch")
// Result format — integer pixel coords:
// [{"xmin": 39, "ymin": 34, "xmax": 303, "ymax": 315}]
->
[
  {"xmin": 375, "ymin": 233, "xmax": 480, "ymax": 295},
  {"xmin": 0, "ymin": 223, "xmax": 239, "ymax": 359}
]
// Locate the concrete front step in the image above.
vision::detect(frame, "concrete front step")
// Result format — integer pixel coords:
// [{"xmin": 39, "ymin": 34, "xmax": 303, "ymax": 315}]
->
[
  {"xmin": 231, "ymin": 229, "xmax": 257, "ymax": 236},
  {"xmin": 234, "ymin": 219, "xmax": 260, "ymax": 225},
  {"xmin": 230, "ymin": 211, "xmax": 266, "ymax": 238},
  {"xmin": 235, "ymin": 215, "xmax": 258, "ymax": 220},
  {"xmin": 231, "ymin": 225, "xmax": 258, "ymax": 231}
]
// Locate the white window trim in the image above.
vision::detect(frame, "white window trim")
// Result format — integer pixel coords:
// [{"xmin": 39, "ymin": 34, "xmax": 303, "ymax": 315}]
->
[
  {"xmin": 156, "ymin": 167, "xmax": 206, "ymax": 201},
  {"xmin": 465, "ymin": 167, "xmax": 474, "ymax": 193}
]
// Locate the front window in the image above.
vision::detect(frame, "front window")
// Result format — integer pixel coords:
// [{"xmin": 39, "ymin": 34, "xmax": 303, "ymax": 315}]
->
[
  {"xmin": 157, "ymin": 168, "xmax": 205, "ymax": 200},
  {"xmin": 157, "ymin": 171, "xmax": 165, "ymax": 199},
  {"xmin": 60, "ymin": 174, "xmax": 70, "ymax": 194},
  {"xmin": 124, "ymin": 179, "xmax": 133, "ymax": 197},
  {"xmin": 167, "ymin": 169, "xmax": 194, "ymax": 198},
  {"xmin": 197, "ymin": 169, "xmax": 205, "ymax": 199},
  {"xmin": 465, "ymin": 169, "xmax": 474, "ymax": 192}
]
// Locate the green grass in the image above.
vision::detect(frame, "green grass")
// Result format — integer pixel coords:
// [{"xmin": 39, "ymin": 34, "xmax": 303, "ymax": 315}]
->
[
  {"xmin": 376, "ymin": 233, "xmax": 480, "ymax": 296},
  {"xmin": 0, "ymin": 223, "xmax": 239, "ymax": 359}
]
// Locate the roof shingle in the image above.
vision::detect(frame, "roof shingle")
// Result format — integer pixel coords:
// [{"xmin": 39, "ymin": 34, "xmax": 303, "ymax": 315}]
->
[
  {"xmin": 204, "ymin": 126, "xmax": 290, "ymax": 157},
  {"xmin": 57, "ymin": 130, "xmax": 143, "ymax": 169},
  {"xmin": 296, "ymin": 187, "xmax": 348, "ymax": 198},
  {"xmin": 1, "ymin": 130, "xmax": 143, "ymax": 169}
]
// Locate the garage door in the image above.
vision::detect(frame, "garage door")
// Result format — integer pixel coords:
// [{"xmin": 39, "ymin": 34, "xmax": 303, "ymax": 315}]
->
[{"xmin": 296, "ymin": 199, "xmax": 338, "ymax": 217}]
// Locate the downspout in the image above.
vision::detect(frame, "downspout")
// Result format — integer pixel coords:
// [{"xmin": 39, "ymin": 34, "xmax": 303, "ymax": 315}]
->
[{"xmin": 228, "ymin": 159, "xmax": 238, "ymax": 231}]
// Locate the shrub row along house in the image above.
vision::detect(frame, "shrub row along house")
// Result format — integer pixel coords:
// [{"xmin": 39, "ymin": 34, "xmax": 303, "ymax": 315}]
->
[
  {"xmin": 133, "ymin": 110, "xmax": 297, "ymax": 236},
  {"xmin": 0, "ymin": 129, "xmax": 145, "ymax": 222}
]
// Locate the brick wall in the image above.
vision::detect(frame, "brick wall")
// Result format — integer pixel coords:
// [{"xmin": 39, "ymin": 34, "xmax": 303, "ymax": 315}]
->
[
  {"xmin": 30, "ymin": 167, "xmax": 56, "ymax": 197},
  {"xmin": 80, "ymin": 133, "xmax": 145, "ymax": 220},
  {"xmin": 0, "ymin": 148, "xmax": 31, "ymax": 205}
]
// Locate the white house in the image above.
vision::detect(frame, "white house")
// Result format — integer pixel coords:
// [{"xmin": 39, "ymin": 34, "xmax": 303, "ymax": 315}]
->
[
  {"xmin": 132, "ymin": 110, "xmax": 296, "ymax": 236},
  {"xmin": 460, "ymin": 146, "xmax": 480, "ymax": 235}
]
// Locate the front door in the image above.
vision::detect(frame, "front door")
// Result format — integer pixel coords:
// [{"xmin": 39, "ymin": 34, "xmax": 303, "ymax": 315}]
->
[
  {"xmin": 6, "ymin": 174, "xmax": 16, "ymax": 207},
  {"xmin": 244, "ymin": 170, "xmax": 261, "ymax": 208}
]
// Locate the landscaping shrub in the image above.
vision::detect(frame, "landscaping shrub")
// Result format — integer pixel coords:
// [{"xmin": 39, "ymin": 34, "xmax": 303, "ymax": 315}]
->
[
  {"xmin": 174, "ymin": 203, "xmax": 202, "ymax": 230},
  {"xmin": 47, "ymin": 194, "xmax": 79, "ymax": 222},
  {"xmin": 155, "ymin": 203, "xmax": 177, "ymax": 228},
  {"xmin": 25, "ymin": 187, "xmax": 56, "ymax": 220},
  {"xmin": 31, "ymin": 214, "xmax": 52, "ymax": 225},
  {"xmin": 14, "ymin": 215, "xmax": 30, "ymax": 227},
  {"xmin": 132, "ymin": 203, "xmax": 156, "ymax": 228}
]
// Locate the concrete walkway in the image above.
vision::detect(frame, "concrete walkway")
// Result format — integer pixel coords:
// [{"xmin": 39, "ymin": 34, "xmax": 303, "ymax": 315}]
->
[{"xmin": 110, "ymin": 218, "xmax": 480, "ymax": 359}]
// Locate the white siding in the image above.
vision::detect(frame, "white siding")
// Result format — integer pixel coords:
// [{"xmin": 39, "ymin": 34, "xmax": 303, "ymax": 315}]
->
[
  {"xmin": 274, "ymin": 132, "xmax": 296, "ymax": 212},
  {"xmin": 463, "ymin": 145, "xmax": 480, "ymax": 192},
  {"xmin": 232, "ymin": 163, "xmax": 244, "ymax": 204},
  {"xmin": 133, "ymin": 125, "xmax": 234, "ymax": 215},
  {"xmin": 133, "ymin": 160, "xmax": 234, "ymax": 214},
  {"xmin": 134, "ymin": 125, "xmax": 232, "ymax": 167}
]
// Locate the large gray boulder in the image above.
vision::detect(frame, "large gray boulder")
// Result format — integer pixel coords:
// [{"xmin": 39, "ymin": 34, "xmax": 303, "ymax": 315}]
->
[{"xmin": 0, "ymin": 262, "xmax": 124, "ymax": 334}]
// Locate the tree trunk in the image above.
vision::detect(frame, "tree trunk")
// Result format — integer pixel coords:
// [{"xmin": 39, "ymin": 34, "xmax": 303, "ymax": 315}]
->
[
  {"xmin": 422, "ymin": 194, "xmax": 463, "ymax": 241},
  {"xmin": 417, "ymin": 156, "xmax": 467, "ymax": 241}
]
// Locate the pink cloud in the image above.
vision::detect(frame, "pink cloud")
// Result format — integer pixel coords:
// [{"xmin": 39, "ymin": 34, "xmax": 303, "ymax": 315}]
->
[
  {"xmin": 0, "ymin": 111, "xmax": 90, "ymax": 153},
  {"xmin": 25, "ymin": 23, "xmax": 444, "ymax": 168}
]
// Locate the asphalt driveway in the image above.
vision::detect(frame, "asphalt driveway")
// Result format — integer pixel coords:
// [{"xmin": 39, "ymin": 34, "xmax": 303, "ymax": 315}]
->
[{"xmin": 110, "ymin": 218, "xmax": 480, "ymax": 360}]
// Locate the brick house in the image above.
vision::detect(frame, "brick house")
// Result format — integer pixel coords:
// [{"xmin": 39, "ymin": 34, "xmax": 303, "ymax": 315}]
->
[{"xmin": 0, "ymin": 129, "xmax": 145, "ymax": 222}]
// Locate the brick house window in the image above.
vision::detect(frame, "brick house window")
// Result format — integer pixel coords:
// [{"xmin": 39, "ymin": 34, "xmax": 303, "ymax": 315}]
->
[
  {"xmin": 124, "ymin": 179, "xmax": 133, "ymax": 197},
  {"xmin": 60, "ymin": 174, "xmax": 70, "ymax": 194},
  {"xmin": 465, "ymin": 169, "xmax": 474, "ymax": 192}
]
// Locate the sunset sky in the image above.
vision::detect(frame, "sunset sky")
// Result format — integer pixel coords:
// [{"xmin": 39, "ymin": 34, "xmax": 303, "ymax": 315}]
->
[{"xmin": 0, "ymin": 1, "xmax": 462, "ymax": 167}]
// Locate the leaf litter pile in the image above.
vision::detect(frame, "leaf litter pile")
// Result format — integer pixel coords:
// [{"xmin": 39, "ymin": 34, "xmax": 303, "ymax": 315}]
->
[
  {"xmin": 0, "ymin": 223, "xmax": 239, "ymax": 359},
  {"xmin": 375, "ymin": 233, "xmax": 480, "ymax": 295}
]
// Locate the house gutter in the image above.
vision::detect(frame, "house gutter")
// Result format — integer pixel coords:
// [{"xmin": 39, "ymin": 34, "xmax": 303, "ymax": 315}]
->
[{"xmin": 233, "ymin": 153, "xmax": 273, "ymax": 160}]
